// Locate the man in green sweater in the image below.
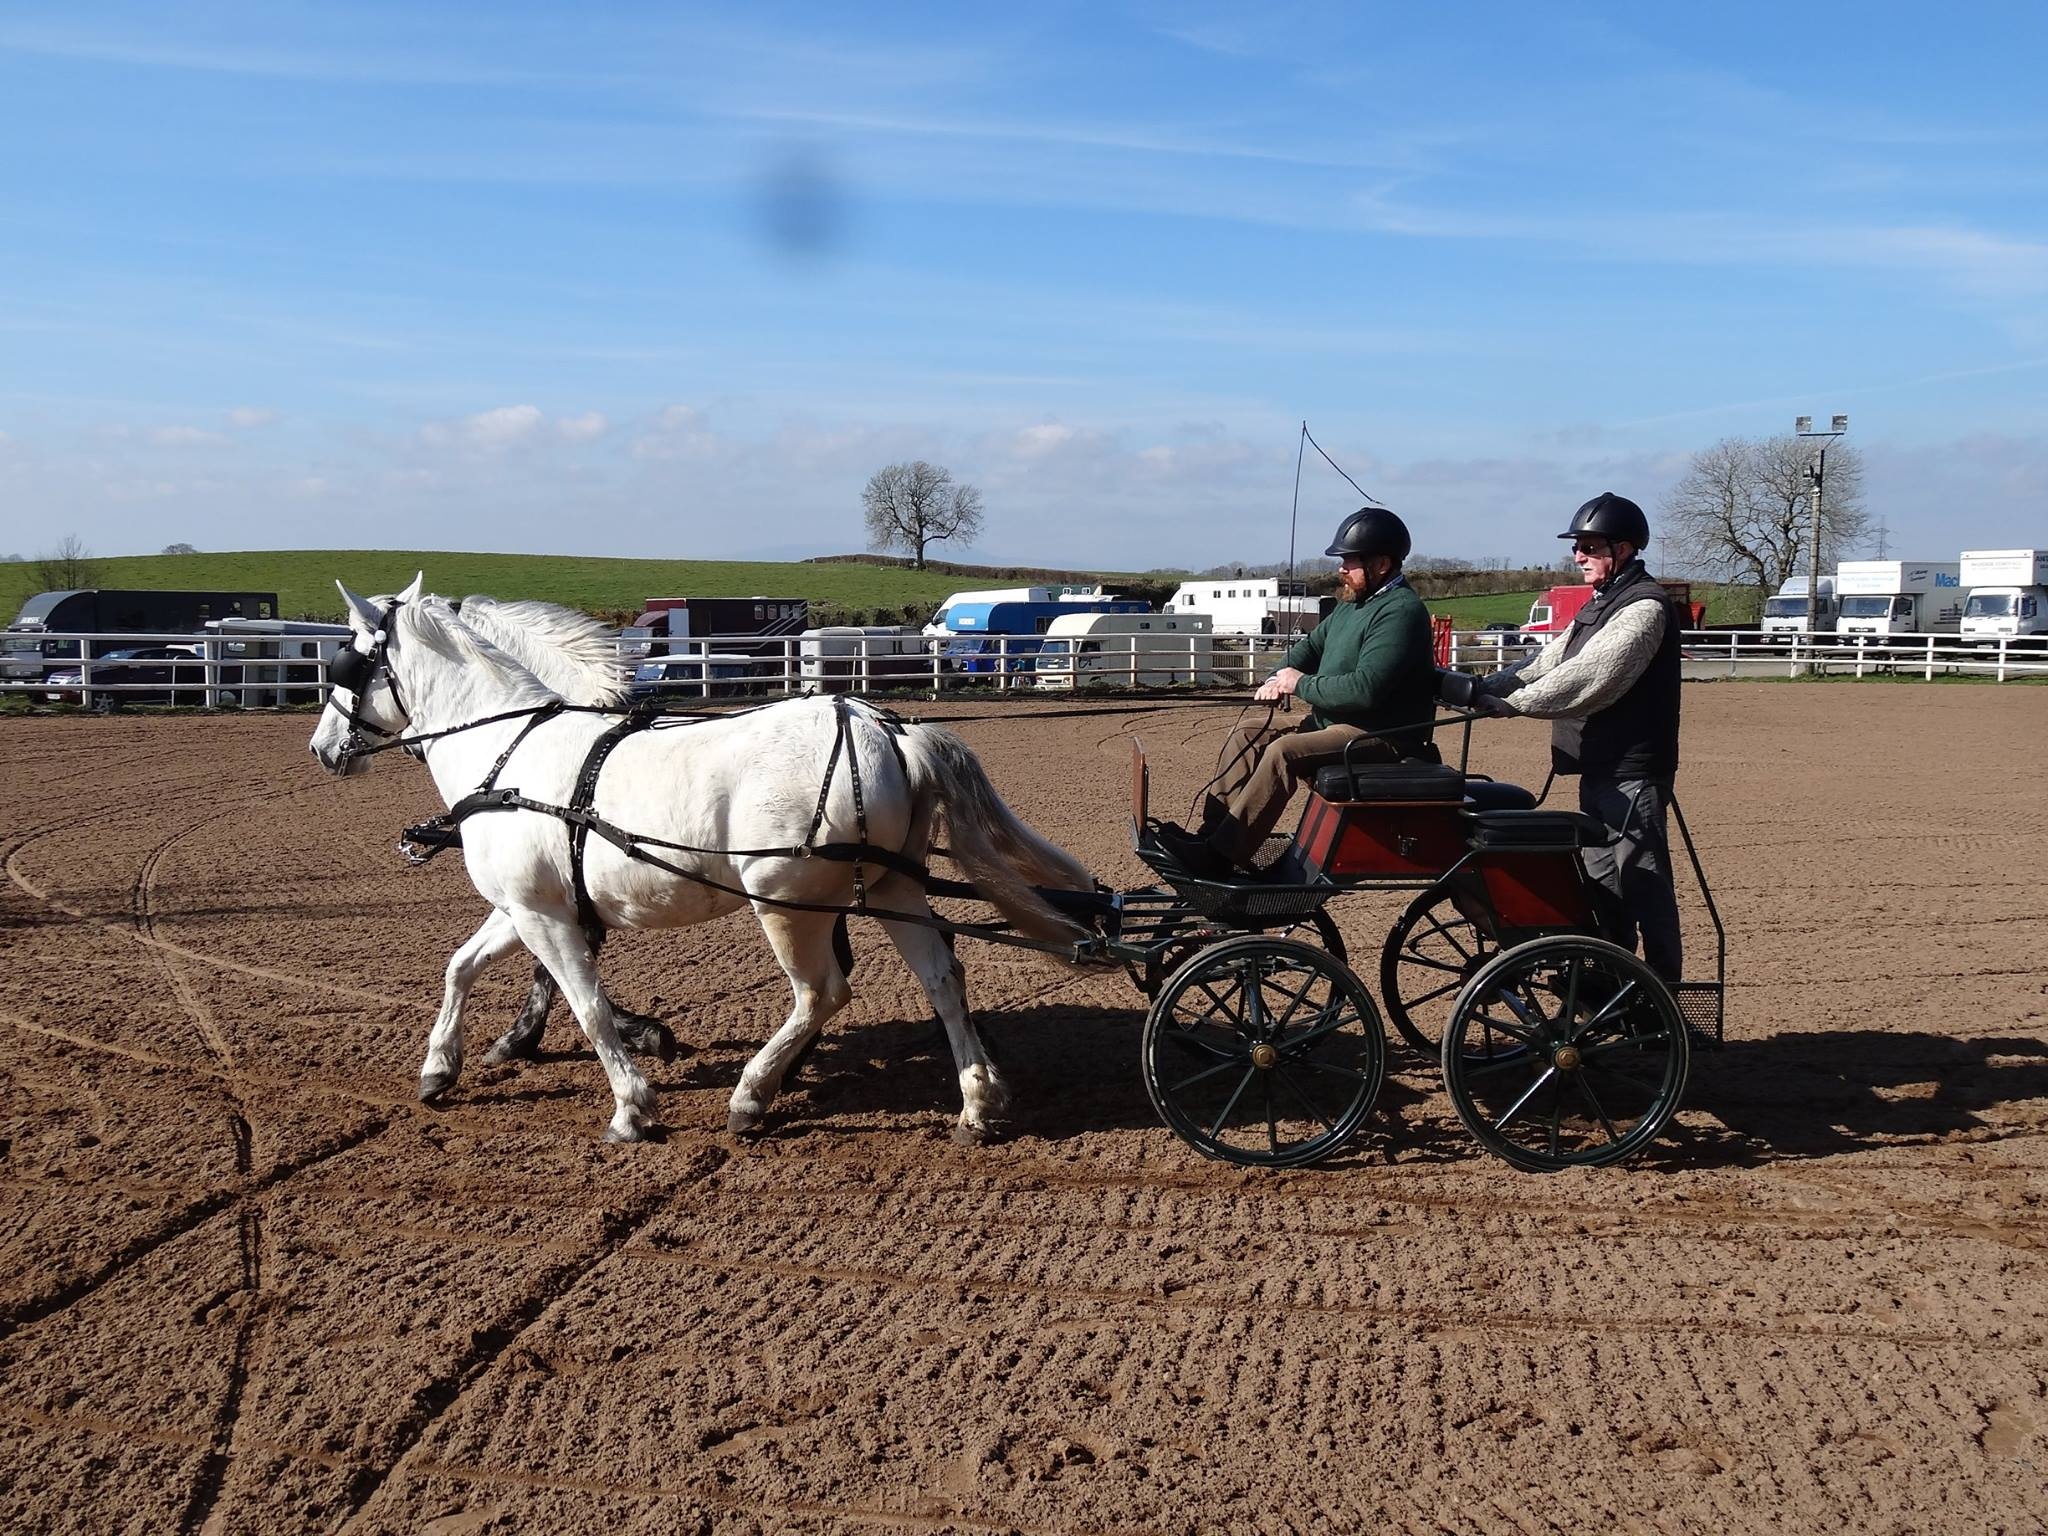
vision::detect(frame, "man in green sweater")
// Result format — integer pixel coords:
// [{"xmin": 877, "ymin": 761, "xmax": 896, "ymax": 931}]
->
[{"xmin": 1158, "ymin": 507, "xmax": 1439, "ymax": 877}]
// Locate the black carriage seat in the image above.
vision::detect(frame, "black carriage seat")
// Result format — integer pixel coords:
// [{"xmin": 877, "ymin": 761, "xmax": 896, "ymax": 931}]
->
[
  {"xmin": 1463, "ymin": 780, "xmax": 1537, "ymax": 813},
  {"xmin": 1310, "ymin": 760, "xmax": 1465, "ymax": 802},
  {"xmin": 1466, "ymin": 809, "xmax": 1612, "ymax": 850},
  {"xmin": 1309, "ymin": 759, "xmax": 1539, "ymax": 814}
]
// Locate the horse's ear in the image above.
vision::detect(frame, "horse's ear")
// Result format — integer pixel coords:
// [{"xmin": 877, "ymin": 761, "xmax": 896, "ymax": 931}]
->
[
  {"xmin": 337, "ymin": 581, "xmax": 381, "ymax": 631},
  {"xmin": 398, "ymin": 572, "xmax": 424, "ymax": 604}
]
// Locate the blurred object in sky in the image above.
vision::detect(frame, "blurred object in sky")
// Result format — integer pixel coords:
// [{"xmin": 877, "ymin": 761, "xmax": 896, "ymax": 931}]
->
[{"xmin": 753, "ymin": 142, "xmax": 848, "ymax": 262}]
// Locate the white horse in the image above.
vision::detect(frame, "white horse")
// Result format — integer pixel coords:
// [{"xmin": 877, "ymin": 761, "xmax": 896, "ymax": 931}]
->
[{"xmin": 309, "ymin": 577, "xmax": 1098, "ymax": 1142}]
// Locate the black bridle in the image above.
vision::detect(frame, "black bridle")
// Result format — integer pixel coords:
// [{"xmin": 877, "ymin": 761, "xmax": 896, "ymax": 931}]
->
[{"xmin": 328, "ymin": 599, "xmax": 412, "ymax": 764}]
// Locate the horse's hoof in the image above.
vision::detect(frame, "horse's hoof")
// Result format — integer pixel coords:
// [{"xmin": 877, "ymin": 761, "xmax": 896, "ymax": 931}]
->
[
  {"xmin": 727, "ymin": 1109, "xmax": 766, "ymax": 1137},
  {"xmin": 603, "ymin": 1120, "xmax": 647, "ymax": 1144},
  {"xmin": 479, "ymin": 1034, "xmax": 536, "ymax": 1067},
  {"xmin": 418, "ymin": 1071, "xmax": 456, "ymax": 1103},
  {"xmin": 951, "ymin": 1119, "xmax": 1002, "ymax": 1147},
  {"xmin": 646, "ymin": 1022, "xmax": 681, "ymax": 1064}
]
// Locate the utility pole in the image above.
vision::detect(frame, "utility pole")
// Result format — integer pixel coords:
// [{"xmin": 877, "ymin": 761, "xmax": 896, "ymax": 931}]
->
[{"xmin": 1795, "ymin": 414, "xmax": 1849, "ymax": 632}]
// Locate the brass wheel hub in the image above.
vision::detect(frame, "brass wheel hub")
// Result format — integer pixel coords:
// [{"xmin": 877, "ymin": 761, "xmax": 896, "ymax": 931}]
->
[
  {"xmin": 1250, "ymin": 1042, "xmax": 1280, "ymax": 1070},
  {"xmin": 1552, "ymin": 1044, "xmax": 1583, "ymax": 1072}
]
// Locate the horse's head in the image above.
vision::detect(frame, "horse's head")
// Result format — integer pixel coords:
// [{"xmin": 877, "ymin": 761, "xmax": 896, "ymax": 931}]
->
[{"xmin": 310, "ymin": 572, "xmax": 423, "ymax": 776}]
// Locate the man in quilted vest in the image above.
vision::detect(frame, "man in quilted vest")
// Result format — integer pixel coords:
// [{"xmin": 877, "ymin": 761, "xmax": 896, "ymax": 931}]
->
[{"xmin": 1474, "ymin": 492, "xmax": 1684, "ymax": 981}]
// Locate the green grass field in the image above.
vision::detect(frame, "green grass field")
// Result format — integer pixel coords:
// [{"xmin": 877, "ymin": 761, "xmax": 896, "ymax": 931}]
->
[{"xmin": 3, "ymin": 551, "xmax": 1753, "ymax": 630}]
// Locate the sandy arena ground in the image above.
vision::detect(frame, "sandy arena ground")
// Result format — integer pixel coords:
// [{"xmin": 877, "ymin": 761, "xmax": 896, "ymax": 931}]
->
[{"xmin": 3, "ymin": 684, "xmax": 2048, "ymax": 1534}]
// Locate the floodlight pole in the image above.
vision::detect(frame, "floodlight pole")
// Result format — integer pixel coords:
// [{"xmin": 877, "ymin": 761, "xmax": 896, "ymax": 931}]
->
[{"xmin": 1794, "ymin": 414, "xmax": 1848, "ymax": 632}]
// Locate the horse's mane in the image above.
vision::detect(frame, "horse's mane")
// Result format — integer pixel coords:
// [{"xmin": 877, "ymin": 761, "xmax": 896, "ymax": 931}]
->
[
  {"xmin": 455, "ymin": 595, "xmax": 630, "ymax": 708},
  {"xmin": 391, "ymin": 594, "xmax": 561, "ymax": 706}
]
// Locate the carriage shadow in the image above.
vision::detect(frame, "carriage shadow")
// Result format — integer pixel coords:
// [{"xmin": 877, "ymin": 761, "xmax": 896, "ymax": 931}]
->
[{"xmin": 1653, "ymin": 1029, "xmax": 2048, "ymax": 1168}]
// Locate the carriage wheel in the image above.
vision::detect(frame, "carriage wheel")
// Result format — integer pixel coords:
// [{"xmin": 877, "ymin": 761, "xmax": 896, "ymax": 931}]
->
[
  {"xmin": 1379, "ymin": 885, "xmax": 1498, "ymax": 1058},
  {"xmin": 1142, "ymin": 935, "xmax": 1386, "ymax": 1168},
  {"xmin": 1440, "ymin": 936, "xmax": 1689, "ymax": 1172}
]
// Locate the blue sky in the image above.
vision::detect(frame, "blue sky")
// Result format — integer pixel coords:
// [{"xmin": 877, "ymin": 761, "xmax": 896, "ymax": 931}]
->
[{"xmin": 3, "ymin": 2, "xmax": 2046, "ymax": 571}]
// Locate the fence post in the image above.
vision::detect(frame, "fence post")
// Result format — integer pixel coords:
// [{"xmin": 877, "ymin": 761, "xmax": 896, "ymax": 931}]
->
[{"xmin": 1924, "ymin": 633, "xmax": 1935, "ymax": 681}]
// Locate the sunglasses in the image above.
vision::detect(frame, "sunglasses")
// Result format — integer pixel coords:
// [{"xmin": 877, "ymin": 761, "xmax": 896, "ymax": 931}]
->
[{"xmin": 1572, "ymin": 539, "xmax": 1615, "ymax": 557}]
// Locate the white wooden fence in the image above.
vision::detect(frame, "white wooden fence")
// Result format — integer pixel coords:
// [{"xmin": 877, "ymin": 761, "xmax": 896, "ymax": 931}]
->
[{"xmin": 4, "ymin": 626, "xmax": 2044, "ymax": 708}]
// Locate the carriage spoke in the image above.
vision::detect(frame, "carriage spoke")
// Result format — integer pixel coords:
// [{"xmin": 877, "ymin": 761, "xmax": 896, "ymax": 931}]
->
[
  {"xmin": 1461, "ymin": 1050, "xmax": 1541, "ymax": 1079},
  {"xmin": 1264, "ymin": 966, "xmax": 1324, "ymax": 1031},
  {"xmin": 1580, "ymin": 1030, "xmax": 1673, "ymax": 1062},
  {"xmin": 1547, "ymin": 1084, "xmax": 1563, "ymax": 1159},
  {"xmin": 1420, "ymin": 912, "xmax": 1476, "ymax": 961},
  {"xmin": 1278, "ymin": 1002, "xmax": 1354, "ymax": 1054},
  {"xmin": 1405, "ymin": 974, "xmax": 1468, "ymax": 1009},
  {"xmin": 1206, "ymin": 1066, "xmax": 1260, "ymax": 1143},
  {"xmin": 1492, "ymin": 1066, "xmax": 1558, "ymax": 1132},
  {"xmin": 1264, "ymin": 1075, "xmax": 1278, "ymax": 1152},
  {"xmin": 1462, "ymin": 1005, "xmax": 1543, "ymax": 1048},
  {"xmin": 1167, "ymin": 1056, "xmax": 1249, "ymax": 1095},
  {"xmin": 1575, "ymin": 1073, "xmax": 1622, "ymax": 1144},
  {"xmin": 1187, "ymin": 978, "xmax": 1248, "ymax": 1031},
  {"xmin": 1568, "ymin": 978, "xmax": 1642, "ymax": 1042},
  {"xmin": 1401, "ymin": 950, "xmax": 1470, "ymax": 978},
  {"xmin": 1272, "ymin": 1066, "xmax": 1338, "ymax": 1133},
  {"xmin": 1158, "ymin": 1027, "xmax": 1241, "ymax": 1063}
]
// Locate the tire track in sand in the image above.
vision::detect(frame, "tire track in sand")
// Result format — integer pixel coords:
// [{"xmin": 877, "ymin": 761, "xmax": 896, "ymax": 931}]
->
[{"xmin": 331, "ymin": 1145, "xmax": 728, "ymax": 1533}]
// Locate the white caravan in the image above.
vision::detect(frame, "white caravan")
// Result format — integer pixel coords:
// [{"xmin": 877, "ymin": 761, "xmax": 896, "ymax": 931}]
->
[
  {"xmin": 1760, "ymin": 575, "xmax": 1837, "ymax": 636},
  {"xmin": 1834, "ymin": 561, "xmax": 1963, "ymax": 639},
  {"xmin": 1165, "ymin": 577, "xmax": 1322, "ymax": 637},
  {"xmin": 1959, "ymin": 550, "xmax": 2048, "ymax": 647},
  {"xmin": 1034, "ymin": 612, "xmax": 1217, "ymax": 689}
]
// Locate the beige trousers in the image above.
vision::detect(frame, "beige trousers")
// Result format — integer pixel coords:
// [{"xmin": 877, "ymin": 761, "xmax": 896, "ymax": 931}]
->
[{"xmin": 1210, "ymin": 719, "xmax": 1396, "ymax": 863}]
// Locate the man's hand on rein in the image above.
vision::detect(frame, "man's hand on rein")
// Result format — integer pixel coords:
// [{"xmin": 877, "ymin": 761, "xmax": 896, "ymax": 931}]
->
[{"xmin": 1255, "ymin": 666, "xmax": 1304, "ymax": 703}]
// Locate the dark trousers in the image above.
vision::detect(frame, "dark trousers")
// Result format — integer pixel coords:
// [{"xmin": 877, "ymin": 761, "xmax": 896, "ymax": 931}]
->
[
  {"xmin": 1579, "ymin": 775, "xmax": 1683, "ymax": 983},
  {"xmin": 1209, "ymin": 719, "xmax": 1395, "ymax": 864}
]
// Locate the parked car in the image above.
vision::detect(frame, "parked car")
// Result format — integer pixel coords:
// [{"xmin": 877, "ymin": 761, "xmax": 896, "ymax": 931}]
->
[
  {"xmin": 43, "ymin": 645, "xmax": 206, "ymax": 708},
  {"xmin": 629, "ymin": 654, "xmax": 765, "ymax": 701}
]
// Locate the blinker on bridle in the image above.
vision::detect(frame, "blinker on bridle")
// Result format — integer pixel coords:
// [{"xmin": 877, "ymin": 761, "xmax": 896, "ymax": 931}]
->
[{"xmin": 330, "ymin": 599, "xmax": 411, "ymax": 763}]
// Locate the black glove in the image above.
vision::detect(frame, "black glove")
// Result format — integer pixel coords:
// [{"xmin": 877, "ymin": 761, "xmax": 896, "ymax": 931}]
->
[
  {"xmin": 1471, "ymin": 693, "xmax": 1516, "ymax": 718},
  {"xmin": 1435, "ymin": 668, "xmax": 1479, "ymax": 708}
]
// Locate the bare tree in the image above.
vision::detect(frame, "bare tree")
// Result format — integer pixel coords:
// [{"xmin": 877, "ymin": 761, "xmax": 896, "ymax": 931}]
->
[
  {"xmin": 862, "ymin": 461, "xmax": 984, "ymax": 569},
  {"xmin": 33, "ymin": 534, "xmax": 102, "ymax": 592},
  {"xmin": 1662, "ymin": 435, "xmax": 1868, "ymax": 617}
]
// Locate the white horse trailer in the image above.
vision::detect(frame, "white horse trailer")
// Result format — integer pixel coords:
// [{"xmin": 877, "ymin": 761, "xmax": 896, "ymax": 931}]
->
[
  {"xmin": 797, "ymin": 626, "xmax": 932, "ymax": 692},
  {"xmin": 1164, "ymin": 577, "xmax": 1322, "ymax": 637},
  {"xmin": 1034, "ymin": 612, "xmax": 1217, "ymax": 689}
]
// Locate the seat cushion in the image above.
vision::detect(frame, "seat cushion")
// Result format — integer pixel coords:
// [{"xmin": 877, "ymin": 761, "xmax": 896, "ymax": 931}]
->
[
  {"xmin": 1311, "ymin": 760, "xmax": 1466, "ymax": 803},
  {"xmin": 1463, "ymin": 780, "xmax": 1537, "ymax": 812},
  {"xmin": 1467, "ymin": 809, "xmax": 1611, "ymax": 849}
]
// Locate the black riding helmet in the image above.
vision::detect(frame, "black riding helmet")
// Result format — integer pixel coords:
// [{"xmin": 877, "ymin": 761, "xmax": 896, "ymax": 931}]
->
[
  {"xmin": 1325, "ymin": 506, "xmax": 1411, "ymax": 563},
  {"xmin": 1558, "ymin": 492, "xmax": 1649, "ymax": 549}
]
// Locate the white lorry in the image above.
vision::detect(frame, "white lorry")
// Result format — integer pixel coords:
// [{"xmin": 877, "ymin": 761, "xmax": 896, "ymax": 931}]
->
[
  {"xmin": 1833, "ymin": 561, "xmax": 1963, "ymax": 640},
  {"xmin": 1034, "ymin": 612, "xmax": 1217, "ymax": 689},
  {"xmin": 1959, "ymin": 550, "xmax": 2048, "ymax": 648},
  {"xmin": 1760, "ymin": 575, "xmax": 1836, "ymax": 637},
  {"xmin": 1165, "ymin": 577, "xmax": 1323, "ymax": 637}
]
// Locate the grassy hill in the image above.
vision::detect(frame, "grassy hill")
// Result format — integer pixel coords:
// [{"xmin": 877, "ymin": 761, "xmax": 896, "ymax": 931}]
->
[
  {"xmin": 3, "ymin": 551, "xmax": 1754, "ymax": 629},
  {"xmin": 4, "ymin": 551, "xmax": 1003, "ymax": 624}
]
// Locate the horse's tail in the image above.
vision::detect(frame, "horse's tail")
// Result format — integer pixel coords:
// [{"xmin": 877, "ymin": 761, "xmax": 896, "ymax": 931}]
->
[{"xmin": 897, "ymin": 723, "xmax": 1096, "ymax": 945}]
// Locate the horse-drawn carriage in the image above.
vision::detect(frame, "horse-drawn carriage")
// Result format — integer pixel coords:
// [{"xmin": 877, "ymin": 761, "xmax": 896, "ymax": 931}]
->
[
  {"xmin": 1103, "ymin": 726, "xmax": 1724, "ymax": 1172},
  {"xmin": 313, "ymin": 581, "xmax": 1723, "ymax": 1173}
]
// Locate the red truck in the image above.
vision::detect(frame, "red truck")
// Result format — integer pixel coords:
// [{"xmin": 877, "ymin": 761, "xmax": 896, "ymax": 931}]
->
[{"xmin": 1521, "ymin": 580, "xmax": 1705, "ymax": 638}]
